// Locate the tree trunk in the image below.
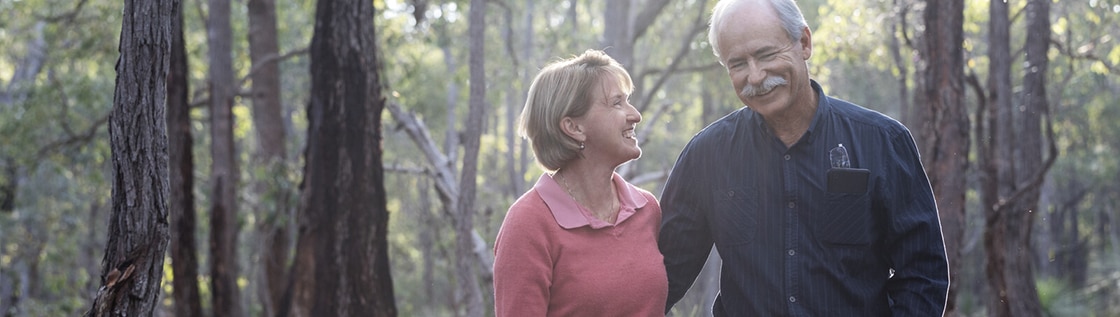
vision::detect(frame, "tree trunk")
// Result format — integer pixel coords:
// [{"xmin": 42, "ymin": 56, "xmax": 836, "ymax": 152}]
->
[
  {"xmin": 981, "ymin": 0, "xmax": 1052, "ymax": 314},
  {"xmin": 168, "ymin": 6, "xmax": 204, "ymax": 317},
  {"xmin": 84, "ymin": 0, "xmax": 175, "ymax": 315},
  {"xmin": 512, "ymin": 0, "xmax": 535, "ymax": 196},
  {"xmin": 456, "ymin": 1, "xmax": 487, "ymax": 316},
  {"xmin": 207, "ymin": 0, "xmax": 242, "ymax": 314},
  {"xmin": 247, "ymin": 0, "xmax": 292, "ymax": 315},
  {"xmin": 281, "ymin": 0, "xmax": 396, "ymax": 315},
  {"xmin": 982, "ymin": 0, "xmax": 1013, "ymax": 313},
  {"xmin": 1004, "ymin": 0, "xmax": 1049, "ymax": 315},
  {"xmin": 888, "ymin": 0, "xmax": 912, "ymax": 128},
  {"xmin": 917, "ymin": 0, "xmax": 967, "ymax": 315},
  {"xmin": 602, "ymin": 0, "xmax": 632, "ymax": 67}
]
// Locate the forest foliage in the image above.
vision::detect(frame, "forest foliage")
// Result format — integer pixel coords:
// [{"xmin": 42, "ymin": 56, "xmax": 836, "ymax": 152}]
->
[{"xmin": 1, "ymin": 0, "xmax": 1119, "ymax": 316}]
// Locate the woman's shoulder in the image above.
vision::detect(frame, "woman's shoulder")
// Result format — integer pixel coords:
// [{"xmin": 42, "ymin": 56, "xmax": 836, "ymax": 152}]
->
[{"xmin": 502, "ymin": 188, "xmax": 558, "ymax": 229}]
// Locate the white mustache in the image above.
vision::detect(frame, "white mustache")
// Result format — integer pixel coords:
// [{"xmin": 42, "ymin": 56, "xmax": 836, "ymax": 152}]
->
[{"xmin": 740, "ymin": 76, "xmax": 789, "ymax": 97}]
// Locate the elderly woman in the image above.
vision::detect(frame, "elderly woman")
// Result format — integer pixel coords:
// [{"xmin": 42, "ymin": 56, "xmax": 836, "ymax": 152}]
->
[{"xmin": 492, "ymin": 49, "xmax": 667, "ymax": 316}]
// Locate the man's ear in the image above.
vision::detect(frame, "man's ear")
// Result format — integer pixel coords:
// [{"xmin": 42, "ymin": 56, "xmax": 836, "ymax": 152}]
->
[
  {"xmin": 559, "ymin": 116, "xmax": 585, "ymax": 142},
  {"xmin": 800, "ymin": 26, "xmax": 813, "ymax": 60}
]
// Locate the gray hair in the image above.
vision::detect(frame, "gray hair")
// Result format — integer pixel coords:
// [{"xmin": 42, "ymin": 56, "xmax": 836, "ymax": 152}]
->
[{"xmin": 708, "ymin": 0, "xmax": 808, "ymax": 62}]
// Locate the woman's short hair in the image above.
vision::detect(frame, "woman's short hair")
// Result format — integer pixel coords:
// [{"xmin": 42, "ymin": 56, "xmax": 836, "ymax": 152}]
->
[{"xmin": 519, "ymin": 49, "xmax": 634, "ymax": 172}]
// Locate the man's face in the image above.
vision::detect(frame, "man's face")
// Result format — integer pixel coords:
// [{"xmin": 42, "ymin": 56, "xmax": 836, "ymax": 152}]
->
[{"xmin": 715, "ymin": 2, "xmax": 813, "ymax": 119}]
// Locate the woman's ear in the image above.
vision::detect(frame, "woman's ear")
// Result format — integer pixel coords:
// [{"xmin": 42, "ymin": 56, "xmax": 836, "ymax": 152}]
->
[{"xmin": 559, "ymin": 116, "xmax": 585, "ymax": 142}]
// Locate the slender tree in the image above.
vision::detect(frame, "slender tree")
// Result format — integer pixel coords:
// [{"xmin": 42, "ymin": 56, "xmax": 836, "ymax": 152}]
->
[
  {"xmin": 206, "ymin": 0, "xmax": 242, "ymax": 313},
  {"xmin": 281, "ymin": 0, "xmax": 396, "ymax": 314},
  {"xmin": 84, "ymin": 0, "xmax": 177, "ymax": 315},
  {"xmin": 916, "ymin": 0, "xmax": 967, "ymax": 315},
  {"xmin": 980, "ymin": 0, "xmax": 1058, "ymax": 314},
  {"xmin": 247, "ymin": 0, "xmax": 292, "ymax": 314},
  {"xmin": 456, "ymin": 0, "xmax": 487, "ymax": 315},
  {"xmin": 982, "ymin": 0, "xmax": 1020, "ymax": 315},
  {"xmin": 982, "ymin": 0, "xmax": 1053, "ymax": 314},
  {"xmin": 167, "ymin": 4, "xmax": 203, "ymax": 317}
]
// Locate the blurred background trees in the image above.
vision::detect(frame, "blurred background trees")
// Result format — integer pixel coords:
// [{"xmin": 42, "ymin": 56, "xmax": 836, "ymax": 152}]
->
[{"xmin": 0, "ymin": 0, "xmax": 1118, "ymax": 316}]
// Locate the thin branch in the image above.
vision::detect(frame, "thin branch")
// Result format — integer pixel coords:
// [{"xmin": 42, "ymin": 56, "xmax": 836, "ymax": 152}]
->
[
  {"xmin": 236, "ymin": 47, "xmax": 310, "ymax": 88},
  {"xmin": 991, "ymin": 96, "xmax": 1059, "ymax": 214},
  {"xmin": 37, "ymin": 0, "xmax": 90, "ymax": 23},
  {"xmin": 630, "ymin": 0, "xmax": 673, "ymax": 43},
  {"xmin": 188, "ymin": 47, "xmax": 311, "ymax": 109},
  {"xmin": 1050, "ymin": 38, "xmax": 1119, "ymax": 74},
  {"xmin": 636, "ymin": 1, "xmax": 709, "ymax": 113},
  {"xmin": 36, "ymin": 113, "xmax": 110, "ymax": 160},
  {"xmin": 642, "ymin": 62, "xmax": 723, "ymax": 77},
  {"xmin": 384, "ymin": 164, "xmax": 429, "ymax": 175},
  {"xmin": 386, "ymin": 101, "xmax": 459, "ymax": 202},
  {"xmin": 490, "ymin": 0, "xmax": 519, "ymax": 68}
]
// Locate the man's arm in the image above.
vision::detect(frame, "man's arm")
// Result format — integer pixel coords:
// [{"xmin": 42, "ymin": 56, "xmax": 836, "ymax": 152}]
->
[
  {"xmin": 659, "ymin": 152, "xmax": 716, "ymax": 313},
  {"xmin": 883, "ymin": 130, "xmax": 951, "ymax": 316}
]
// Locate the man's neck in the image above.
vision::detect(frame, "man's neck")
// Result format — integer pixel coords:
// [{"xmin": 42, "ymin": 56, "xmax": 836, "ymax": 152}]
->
[{"xmin": 765, "ymin": 92, "xmax": 818, "ymax": 147}]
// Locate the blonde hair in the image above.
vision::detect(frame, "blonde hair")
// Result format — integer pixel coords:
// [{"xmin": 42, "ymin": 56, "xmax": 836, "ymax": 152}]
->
[{"xmin": 519, "ymin": 49, "xmax": 634, "ymax": 171}]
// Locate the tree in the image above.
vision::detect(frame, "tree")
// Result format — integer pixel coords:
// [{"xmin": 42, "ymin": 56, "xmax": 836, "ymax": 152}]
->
[
  {"xmin": 246, "ymin": 0, "xmax": 293, "ymax": 314},
  {"xmin": 206, "ymin": 0, "xmax": 242, "ymax": 313},
  {"xmin": 280, "ymin": 0, "xmax": 396, "ymax": 314},
  {"xmin": 83, "ymin": 0, "xmax": 177, "ymax": 315},
  {"xmin": 167, "ymin": 4, "xmax": 203, "ymax": 316},
  {"xmin": 455, "ymin": 0, "xmax": 488, "ymax": 316},
  {"xmin": 915, "ymin": 0, "xmax": 968, "ymax": 315},
  {"xmin": 980, "ymin": 0, "xmax": 1054, "ymax": 314}
]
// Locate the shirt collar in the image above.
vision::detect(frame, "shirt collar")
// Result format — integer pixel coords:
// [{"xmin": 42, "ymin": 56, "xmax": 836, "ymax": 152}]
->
[{"xmin": 535, "ymin": 172, "xmax": 649, "ymax": 229}]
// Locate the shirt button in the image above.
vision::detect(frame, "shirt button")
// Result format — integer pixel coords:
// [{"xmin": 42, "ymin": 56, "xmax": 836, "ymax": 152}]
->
[
  {"xmin": 788, "ymin": 201, "xmax": 796, "ymax": 209},
  {"xmin": 789, "ymin": 296, "xmax": 797, "ymax": 303},
  {"xmin": 783, "ymin": 154, "xmax": 791, "ymax": 160},
  {"xmin": 788, "ymin": 249, "xmax": 796, "ymax": 256}
]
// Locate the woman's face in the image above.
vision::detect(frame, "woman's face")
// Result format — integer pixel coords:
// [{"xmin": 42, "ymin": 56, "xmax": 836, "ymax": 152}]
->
[{"xmin": 569, "ymin": 76, "xmax": 643, "ymax": 167}]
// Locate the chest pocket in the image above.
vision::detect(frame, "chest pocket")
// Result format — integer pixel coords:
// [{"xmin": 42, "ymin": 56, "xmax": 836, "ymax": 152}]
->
[
  {"xmin": 711, "ymin": 186, "xmax": 758, "ymax": 246},
  {"xmin": 817, "ymin": 191, "xmax": 872, "ymax": 245}
]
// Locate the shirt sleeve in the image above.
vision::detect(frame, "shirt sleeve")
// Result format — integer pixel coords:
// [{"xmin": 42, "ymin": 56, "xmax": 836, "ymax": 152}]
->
[
  {"xmin": 493, "ymin": 202, "xmax": 553, "ymax": 316},
  {"xmin": 881, "ymin": 129, "xmax": 951, "ymax": 316},
  {"xmin": 658, "ymin": 146, "xmax": 715, "ymax": 313}
]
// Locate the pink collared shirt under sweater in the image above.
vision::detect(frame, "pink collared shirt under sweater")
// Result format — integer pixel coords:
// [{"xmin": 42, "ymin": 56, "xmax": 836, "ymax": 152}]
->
[{"xmin": 493, "ymin": 173, "xmax": 668, "ymax": 316}]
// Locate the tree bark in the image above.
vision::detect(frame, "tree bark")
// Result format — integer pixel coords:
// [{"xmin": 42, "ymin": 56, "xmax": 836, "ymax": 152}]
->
[
  {"xmin": 281, "ymin": 0, "xmax": 397, "ymax": 315},
  {"xmin": 981, "ymin": 0, "xmax": 1052, "ymax": 314},
  {"xmin": 84, "ymin": 0, "xmax": 175, "ymax": 315},
  {"xmin": 207, "ymin": 0, "xmax": 242, "ymax": 314},
  {"xmin": 247, "ymin": 0, "xmax": 292, "ymax": 315},
  {"xmin": 888, "ymin": 0, "xmax": 912, "ymax": 128},
  {"xmin": 982, "ymin": 0, "xmax": 1014, "ymax": 312},
  {"xmin": 602, "ymin": 0, "xmax": 632, "ymax": 67},
  {"xmin": 168, "ymin": 6, "xmax": 203, "ymax": 317},
  {"xmin": 456, "ymin": 0, "xmax": 487, "ymax": 315},
  {"xmin": 917, "ymin": 0, "xmax": 967, "ymax": 315}
]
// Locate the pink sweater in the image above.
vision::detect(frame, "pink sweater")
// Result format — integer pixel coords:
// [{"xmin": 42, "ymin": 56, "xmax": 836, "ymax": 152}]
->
[{"xmin": 493, "ymin": 173, "xmax": 667, "ymax": 317}]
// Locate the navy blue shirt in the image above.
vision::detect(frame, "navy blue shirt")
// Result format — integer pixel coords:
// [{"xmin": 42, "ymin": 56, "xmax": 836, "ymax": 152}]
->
[{"xmin": 659, "ymin": 81, "xmax": 949, "ymax": 316}]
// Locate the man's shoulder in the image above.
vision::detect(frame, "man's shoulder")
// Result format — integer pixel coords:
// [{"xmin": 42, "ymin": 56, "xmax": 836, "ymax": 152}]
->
[
  {"xmin": 826, "ymin": 96, "xmax": 908, "ymax": 134},
  {"xmin": 691, "ymin": 107, "xmax": 753, "ymax": 144}
]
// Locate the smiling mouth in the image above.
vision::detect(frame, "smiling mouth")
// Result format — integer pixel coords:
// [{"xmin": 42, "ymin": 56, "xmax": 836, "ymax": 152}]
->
[
  {"xmin": 624, "ymin": 129, "xmax": 637, "ymax": 140},
  {"xmin": 741, "ymin": 76, "xmax": 789, "ymax": 98}
]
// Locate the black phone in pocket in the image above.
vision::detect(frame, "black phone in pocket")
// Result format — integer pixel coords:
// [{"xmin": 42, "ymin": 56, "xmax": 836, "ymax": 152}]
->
[{"xmin": 827, "ymin": 168, "xmax": 870, "ymax": 194}]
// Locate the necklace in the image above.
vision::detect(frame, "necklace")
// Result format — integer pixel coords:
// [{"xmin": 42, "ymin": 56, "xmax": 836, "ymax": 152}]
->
[{"xmin": 556, "ymin": 171, "xmax": 618, "ymax": 224}]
